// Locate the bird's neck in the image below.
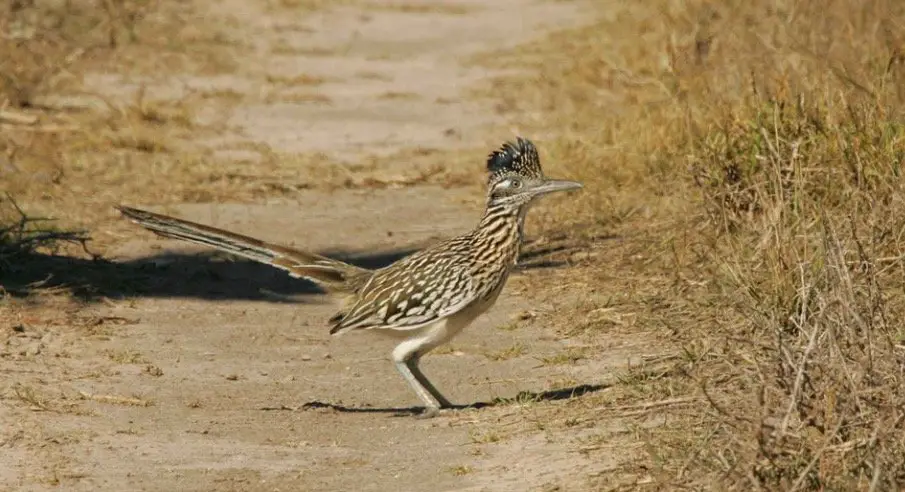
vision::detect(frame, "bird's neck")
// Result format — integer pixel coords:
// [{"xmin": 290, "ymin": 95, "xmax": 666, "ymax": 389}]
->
[{"xmin": 472, "ymin": 201, "xmax": 529, "ymax": 263}]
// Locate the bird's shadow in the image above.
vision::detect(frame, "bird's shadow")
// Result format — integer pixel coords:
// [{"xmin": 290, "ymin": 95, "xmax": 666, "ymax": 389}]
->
[
  {"xmin": 260, "ymin": 382, "xmax": 611, "ymax": 416},
  {"xmin": 1, "ymin": 246, "xmax": 419, "ymax": 302},
  {"xmin": 2, "ymin": 234, "xmax": 615, "ymax": 302}
]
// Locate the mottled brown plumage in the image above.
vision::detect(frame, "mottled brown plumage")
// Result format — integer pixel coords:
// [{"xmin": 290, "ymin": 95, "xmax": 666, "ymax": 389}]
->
[{"xmin": 117, "ymin": 137, "xmax": 582, "ymax": 417}]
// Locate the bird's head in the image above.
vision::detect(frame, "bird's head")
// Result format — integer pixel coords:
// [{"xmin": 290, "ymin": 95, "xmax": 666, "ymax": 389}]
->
[{"xmin": 485, "ymin": 137, "xmax": 582, "ymax": 207}]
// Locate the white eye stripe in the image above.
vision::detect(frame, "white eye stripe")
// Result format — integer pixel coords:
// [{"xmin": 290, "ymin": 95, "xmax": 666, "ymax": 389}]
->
[{"xmin": 490, "ymin": 177, "xmax": 524, "ymax": 194}]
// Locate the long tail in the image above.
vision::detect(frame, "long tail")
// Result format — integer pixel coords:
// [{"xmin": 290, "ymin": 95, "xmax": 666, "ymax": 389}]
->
[{"xmin": 116, "ymin": 206, "xmax": 369, "ymax": 292}]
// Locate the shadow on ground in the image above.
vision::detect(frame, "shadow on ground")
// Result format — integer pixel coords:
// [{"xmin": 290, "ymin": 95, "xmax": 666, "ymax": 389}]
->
[
  {"xmin": 260, "ymin": 382, "xmax": 612, "ymax": 416},
  {"xmin": 0, "ymin": 247, "xmax": 418, "ymax": 302},
  {"xmin": 0, "ymin": 237, "xmax": 607, "ymax": 302}
]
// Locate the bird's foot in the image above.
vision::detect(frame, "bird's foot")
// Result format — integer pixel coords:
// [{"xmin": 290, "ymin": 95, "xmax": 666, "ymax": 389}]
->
[{"xmin": 416, "ymin": 406, "xmax": 442, "ymax": 419}]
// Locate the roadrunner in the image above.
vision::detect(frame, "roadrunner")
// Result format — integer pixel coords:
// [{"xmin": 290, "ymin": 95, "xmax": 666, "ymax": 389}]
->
[{"xmin": 117, "ymin": 137, "xmax": 581, "ymax": 417}]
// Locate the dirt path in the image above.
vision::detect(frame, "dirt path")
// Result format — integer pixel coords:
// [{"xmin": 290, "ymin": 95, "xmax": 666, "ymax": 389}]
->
[{"xmin": 1, "ymin": 2, "xmax": 652, "ymax": 490}]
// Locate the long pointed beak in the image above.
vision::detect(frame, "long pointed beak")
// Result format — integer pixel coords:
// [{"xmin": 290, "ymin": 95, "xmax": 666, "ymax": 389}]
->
[{"xmin": 533, "ymin": 179, "xmax": 583, "ymax": 195}]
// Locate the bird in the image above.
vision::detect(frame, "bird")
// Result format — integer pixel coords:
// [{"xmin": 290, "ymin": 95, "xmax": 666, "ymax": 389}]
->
[{"xmin": 116, "ymin": 137, "xmax": 582, "ymax": 417}]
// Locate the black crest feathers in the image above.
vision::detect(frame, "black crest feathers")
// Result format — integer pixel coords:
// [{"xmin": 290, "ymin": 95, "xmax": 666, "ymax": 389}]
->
[{"xmin": 486, "ymin": 137, "xmax": 543, "ymax": 179}]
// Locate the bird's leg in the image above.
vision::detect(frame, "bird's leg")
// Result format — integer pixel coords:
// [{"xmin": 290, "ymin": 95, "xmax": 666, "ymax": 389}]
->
[
  {"xmin": 407, "ymin": 356, "xmax": 453, "ymax": 408},
  {"xmin": 392, "ymin": 340, "xmax": 453, "ymax": 417},
  {"xmin": 393, "ymin": 357, "xmax": 442, "ymax": 417}
]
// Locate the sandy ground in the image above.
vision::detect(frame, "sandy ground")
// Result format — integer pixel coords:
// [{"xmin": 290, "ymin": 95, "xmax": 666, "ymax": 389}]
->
[{"xmin": 1, "ymin": 1, "xmax": 656, "ymax": 490}]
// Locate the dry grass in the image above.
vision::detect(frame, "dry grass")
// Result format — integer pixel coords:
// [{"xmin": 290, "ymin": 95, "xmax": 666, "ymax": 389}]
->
[
  {"xmin": 537, "ymin": 347, "xmax": 587, "ymax": 366},
  {"xmin": 0, "ymin": 196, "xmax": 91, "ymax": 269},
  {"xmin": 0, "ymin": 0, "xmax": 152, "ymax": 107},
  {"xmin": 485, "ymin": 342, "xmax": 528, "ymax": 361},
  {"xmin": 481, "ymin": 0, "xmax": 905, "ymax": 489},
  {"xmin": 448, "ymin": 465, "xmax": 474, "ymax": 476},
  {"xmin": 1, "ymin": 2, "xmax": 204, "ymax": 243},
  {"xmin": 0, "ymin": 2, "xmax": 260, "ymax": 303},
  {"xmin": 0, "ymin": 0, "xmax": 354, "ymax": 265}
]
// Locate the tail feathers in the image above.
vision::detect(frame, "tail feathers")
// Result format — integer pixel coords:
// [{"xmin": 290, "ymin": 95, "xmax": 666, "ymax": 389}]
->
[{"xmin": 116, "ymin": 206, "xmax": 368, "ymax": 290}]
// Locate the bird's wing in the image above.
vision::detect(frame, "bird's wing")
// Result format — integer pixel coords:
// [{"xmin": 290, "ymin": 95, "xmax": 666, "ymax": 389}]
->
[{"xmin": 328, "ymin": 250, "xmax": 480, "ymax": 334}]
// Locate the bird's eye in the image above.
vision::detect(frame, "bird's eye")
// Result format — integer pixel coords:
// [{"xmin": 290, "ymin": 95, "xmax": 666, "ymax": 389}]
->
[{"xmin": 509, "ymin": 178, "xmax": 522, "ymax": 189}]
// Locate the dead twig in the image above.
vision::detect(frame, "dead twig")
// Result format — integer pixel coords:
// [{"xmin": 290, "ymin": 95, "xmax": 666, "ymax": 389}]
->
[
  {"xmin": 0, "ymin": 193, "xmax": 92, "ymax": 266},
  {"xmin": 593, "ymin": 396, "xmax": 698, "ymax": 414},
  {"xmin": 779, "ymin": 264, "xmax": 819, "ymax": 436}
]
